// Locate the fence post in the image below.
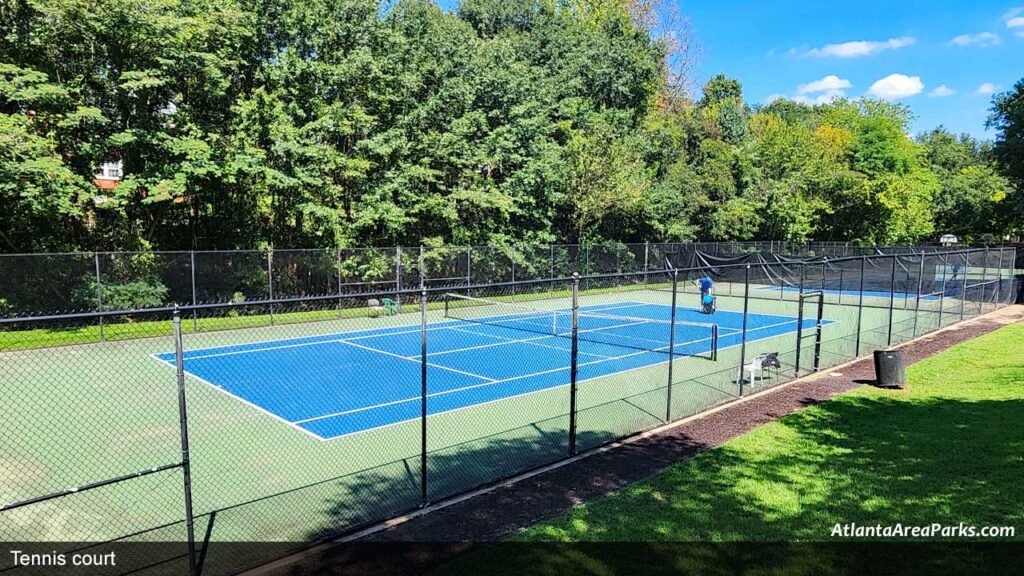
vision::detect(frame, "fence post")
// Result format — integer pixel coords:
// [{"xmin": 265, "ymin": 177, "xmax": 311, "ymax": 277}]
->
[
  {"xmin": 190, "ymin": 251, "xmax": 198, "ymax": 333},
  {"xmin": 568, "ymin": 273, "xmax": 580, "ymax": 456},
  {"xmin": 794, "ymin": 265, "xmax": 806, "ymax": 377},
  {"xmin": 419, "ymin": 245, "xmax": 425, "ymax": 290},
  {"xmin": 466, "ymin": 246, "xmax": 472, "ymax": 288},
  {"xmin": 395, "ymin": 247, "xmax": 402, "ymax": 306},
  {"xmin": 913, "ymin": 251, "xmax": 925, "ymax": 338},
  {"xmin": 94, "ymin": 253, "xmax": 105, "ymax": 342},
  {"xmin": 994, "ymin": 247, "xmax": 1004, "ymax": 306},
  {"xmin": 960, "ymin": 252, "xmax": 969, "ymax": 322},
  {"xmin": 937, "ymin": 251, "xmax": 948, "ymax": 327},
  {"xmin": 172, "ymin": 309, "xmax": 198, "ymax": 576},
  {"xmin": 511, "ymin": 247, "xmax": 517, "ymax": 301},
  {"xmin": 978, "ymin": 247, "xmax": 989, "ymax": 314},
  {"xmin": 886, "ymin": 255, "xmax": 897, "ymax": 347},
  {"xmin": 583, "ymin": 245, "xmax": 590, "ymax": 292},
  {"xmin": 643, "ymin": 241, "xmax": 650, "ymax": 287},
  {"xmin": 838, "ymin": 266, "xmax": 844, "ymax": 304},
  {"xmin": 665, "ymin": 270, "xmax": 678, "ymax": 420},
  {"xmin": 855, "ymin": 256, "xmax": 866, "ymax": 357},
  {"xmin": 737, "ymin": 264, "xmax": 750, "ymax": 395},
  {"xmin": 550, "ymin": 245, "xmax": 555, "ymax": 294},
  {"xmin": 342, "ymin": 245, "xmax": 350, "ymax": 317},
  {"xmin": 419, "ymin": 289, "xmax": 428, "ymax": 504},
  {"xmin": 266, "ymin": 249, "xmax": 274, "ymax": 326}
]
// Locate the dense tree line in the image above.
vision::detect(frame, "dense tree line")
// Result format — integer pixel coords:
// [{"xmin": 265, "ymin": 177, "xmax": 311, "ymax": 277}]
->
[{"xmin": 0, "ymin": 0, "xmax": 1021, "ymax": 253}]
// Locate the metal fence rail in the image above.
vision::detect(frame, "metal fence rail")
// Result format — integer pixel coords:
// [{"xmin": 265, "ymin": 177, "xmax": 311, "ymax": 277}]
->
[{"xmin": 0, "ymin": 247, "xmax": 1017, "ymax": 575}]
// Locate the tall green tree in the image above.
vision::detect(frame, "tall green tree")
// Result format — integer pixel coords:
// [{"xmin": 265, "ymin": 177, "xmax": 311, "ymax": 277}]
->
[{"xmin": 987, "ymin": 79, "xmax": 1024, "ymax": 236}]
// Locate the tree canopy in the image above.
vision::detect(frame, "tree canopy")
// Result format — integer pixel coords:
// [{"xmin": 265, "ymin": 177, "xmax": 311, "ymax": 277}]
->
[{"xmin": 0, "ymin": 0, "xmax": 1020, "ymax": 252}]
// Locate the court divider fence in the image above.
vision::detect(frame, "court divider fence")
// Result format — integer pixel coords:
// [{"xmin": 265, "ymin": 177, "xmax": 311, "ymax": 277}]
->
[{"xmin": 0, "ymin": 247, "xmax": 1017, "ymax": 575}]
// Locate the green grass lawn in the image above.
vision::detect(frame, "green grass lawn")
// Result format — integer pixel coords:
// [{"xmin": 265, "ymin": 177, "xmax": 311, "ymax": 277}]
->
[{"xmin": 515, "ymin": 320, "xmax": 1024, "ymax": 543}]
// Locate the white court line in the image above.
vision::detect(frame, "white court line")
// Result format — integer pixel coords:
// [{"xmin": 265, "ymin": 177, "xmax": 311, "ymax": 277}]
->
[
  {"xmin": 177, "ymin": 338, "xmax": 350, "ymax": 361},
  {"xmin": 338, "ymin": 339, "xmax": 497, "ymax": 383},
  {"xmin": 300, "ymin": 315, "xmax": 834, "ymax": 426},
  {"xmin": 174, "ymin": 301, "xmax": 653, "ymax": 361},
  {"xmin": 429, "ymin": 326, "xmax": 612, "ymax": 360},
  {"xmin": 149, "ymin": 353, "xmax": 326, "ymax": 441},
  {"xmin": 159, "ymin": 301, "xmax": 834, "ymax": 441},
  {"xmin": 302, "ymin": 336, "xmax": 687, "ymax": 425}
]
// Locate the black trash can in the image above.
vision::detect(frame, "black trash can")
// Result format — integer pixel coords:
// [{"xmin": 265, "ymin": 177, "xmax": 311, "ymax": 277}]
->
[{"xmin": 873, "ymin": 349, "xmax": 906, "ymax": 389}]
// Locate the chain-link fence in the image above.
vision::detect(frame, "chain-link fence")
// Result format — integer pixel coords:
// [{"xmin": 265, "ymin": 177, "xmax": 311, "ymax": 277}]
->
[
  {"xmin": 0, "ymin": 247, "xmax": 1017, "ymax": 575},
  {"xmin": 3, "ymin": 243, "xmax": 1021, "ymax": 321}
]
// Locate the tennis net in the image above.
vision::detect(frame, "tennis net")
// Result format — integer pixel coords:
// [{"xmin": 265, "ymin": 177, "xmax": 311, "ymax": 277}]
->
[{"xmin": 443, "ymin": 293, "xmax": 718, "ymax": 359}]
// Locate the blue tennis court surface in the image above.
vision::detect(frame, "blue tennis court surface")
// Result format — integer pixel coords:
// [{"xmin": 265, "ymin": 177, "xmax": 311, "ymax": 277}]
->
[{"xmin": 154, "ymin": 301, "xmax": 834, "ymax": 440}]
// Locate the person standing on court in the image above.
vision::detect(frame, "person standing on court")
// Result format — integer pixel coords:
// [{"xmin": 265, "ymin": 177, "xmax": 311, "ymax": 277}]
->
[{"xmin": 693, "ymin": 275, "xmax": 715, "ymax": 313}]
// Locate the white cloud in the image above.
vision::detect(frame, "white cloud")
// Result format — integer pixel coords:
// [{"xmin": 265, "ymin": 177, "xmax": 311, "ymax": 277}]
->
[
  {"xmin": 790, "ymin": 75, "xmax": 851, "ymax": 104},
  {"xmin": 976, "ymin": 82, "xmax": 999, "ymax": 95},
  {"xmin": 793, "ymin": 91, "xmax": 845, "ymax": 105},
  {"xmin": 950, "ymin": 32, "xmax": 1000, "ymax": 46},
  {"xmin": 866, "ymin": 74, "xmax": 924, "ymax": 100},
  {"xmin": 797, "ymin": 75, "xmax": 852, "ymax": 94},
  {"xmin": 764, "ymin": 93, "xmax": 786, "ymax": 104},
  {"xmin": 929, "ymin": 85, "xmax": 955, "ymax": 97},
  {"xmin": 1006, "ymin": 7, "xmax": 1024, "ymax": 35},
  {"xmin": 804, "ymin": 36, "xmax": 916, "ymax": 58}
]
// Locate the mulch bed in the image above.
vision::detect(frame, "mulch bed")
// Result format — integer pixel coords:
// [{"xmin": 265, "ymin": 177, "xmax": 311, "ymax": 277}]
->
[{"xmin": 251, "ymin": 307, "xmax": 1022, "ymax": 576}]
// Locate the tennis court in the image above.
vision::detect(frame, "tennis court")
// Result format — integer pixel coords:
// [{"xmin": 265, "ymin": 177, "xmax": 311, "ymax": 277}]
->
[{"xmin": 154, "ymin": 298, "xmax": 833, "ymax": 440}]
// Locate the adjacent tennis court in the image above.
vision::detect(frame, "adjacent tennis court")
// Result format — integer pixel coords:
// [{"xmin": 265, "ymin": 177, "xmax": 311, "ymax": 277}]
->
[{"xmin": 154, "ymin": 298, "xmax": 833, "ymax": 439}]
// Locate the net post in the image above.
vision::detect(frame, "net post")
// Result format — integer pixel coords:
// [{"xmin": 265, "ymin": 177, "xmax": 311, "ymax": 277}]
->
[
  {"xmin": 978, "ymin": 246, "xmax": 988, "ymax": 314},
  {"xmin": 886, "ymin": 254, "xmax": 897, "ymax": 347},
  {"xmin": 737, "ymin": 264, "xmax": 750, "ymax": 395},
  {"xmin": 190, "ymin": 249, "xmax": 197, "ymax": 330},
  {"xmin": 172, "ymin": 308, "xmax": 198, "ymax": 576},
  {"xmin": 937, "ymin": 251, "xmax": 948, "ymax": 327},
  {"xmin": 443, "ymin": 292, "xmax": 450, "ymax": 318},
  {"xmin": 419, "ymin": 289, "xmax": 429, "ymax": 505},
  {"xmin": 94, "ymin": 252, "xmax": 105, "ymax": 342},
  {"xmin": 466, "ymin": 246, "xmax": 472, "ymax": 289},
  {"xmin": 913, "ymin": 251, "xmax": 925, "ymax": 337},
  {"xmin": 266, "ymin": 249, "xmax": 275, "ymax": 326},
  {"xmin": 665, "ymin": 270, "xmax": 678, "ymax": 421},
  {"xmin": 960, "ymin": 251, "xmax": 969, "ymax": 322},
  {"xmin": 568, "ymin": 273, "xmax": 580, "ymax": 456}
]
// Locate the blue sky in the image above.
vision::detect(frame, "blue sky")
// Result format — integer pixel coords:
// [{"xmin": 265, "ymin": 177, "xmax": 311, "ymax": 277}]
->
[
  {"xmin": 432, "ymin": 0, "xmax": 1021, "ymax": 138},
  {"xmin": 682, "ymin": 0, "xmax": 1023, "ymax": 138}
]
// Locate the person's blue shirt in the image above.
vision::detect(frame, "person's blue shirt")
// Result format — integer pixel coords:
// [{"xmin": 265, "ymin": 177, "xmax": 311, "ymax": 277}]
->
[{"xmin": 697, "ymin": 277, "xmax": 713, "ymax": 293}]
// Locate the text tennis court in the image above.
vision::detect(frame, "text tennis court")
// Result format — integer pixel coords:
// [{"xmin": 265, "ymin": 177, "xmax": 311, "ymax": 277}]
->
[{"xmin": 156, "ymin": 298, "xmax": 833, "ymax": 439}]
